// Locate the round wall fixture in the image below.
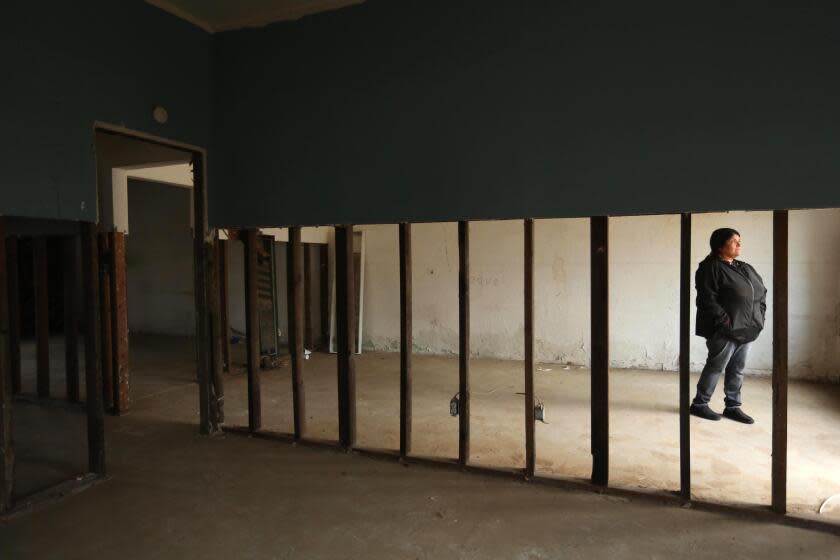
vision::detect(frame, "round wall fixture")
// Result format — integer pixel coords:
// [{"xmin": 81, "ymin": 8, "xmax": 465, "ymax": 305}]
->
[{"xmin": 152, "ymin": 105, "xmax": 169, "ymax": 124}]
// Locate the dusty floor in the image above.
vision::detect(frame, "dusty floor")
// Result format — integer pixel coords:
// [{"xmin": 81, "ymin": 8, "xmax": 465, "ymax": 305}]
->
[
  {"xmin": 219, "ymin": 338, "xmax": 840, "ymax": 515},
  {"xmin": 3, "ymin": 334, "xmax": 839, "ymax": 559}
]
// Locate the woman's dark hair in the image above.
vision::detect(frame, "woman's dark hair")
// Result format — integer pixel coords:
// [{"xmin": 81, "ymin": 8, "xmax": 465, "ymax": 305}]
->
[{"xmin": 709, "ymin": 228, "xmax": 740, "ymax": 254}]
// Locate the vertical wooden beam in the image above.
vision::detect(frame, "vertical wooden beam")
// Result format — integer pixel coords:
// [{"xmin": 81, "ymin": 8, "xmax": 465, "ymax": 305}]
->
[
  {"xmin": 5, "ymin": 237, "xmax": 21, "ymax": 395},
  {"xmin": 0, "ymin": 219, "xmax": 15, "ymax": 512},
  {"xmin": 244, "ymin": 228, "xmax": 262, "ymax": 433},
  {"xmin": 218, "ymin": 238, "xmax": 231, "ymax": 372},
  {"xmin": 98, "ymin": 233, "xmax": 114, "ymax": 411},
  {"xmin": 679, "ymin": 213, "xmax": 691, "ymax": 500},
  {"xmin": 287, "ymin": 227, "xmax": 306, "ymax": 440},
  {"xmin": 524, "ymin": 219, "xmax": 535, "ymax": 479},
  {"xmin": 590, "ymin": 216, "xmax": 609, "ymax": 487},
  {"xmin": 772, "ymin": 209, "xmax": 789, "ymax": 514},
  {"xmin": 208, "ymin": 234, "xmax": 225, "ymax": 426},
  {"xmin": 63, "ymin": 236, "xmax": 80, "ymax": 402},
  {"xmin": 33, "ymin": 236, "xmax": 50, "ymax": 399},
  {"xmin": 399, "ymin": 223, "xmax": 413, "ymax": 459},
  {"xmin": 81, "ymin": 223, "xmax": 105, "ymax": 475},
  {"xmin": 193, "ymin": 154, "xmax": 223, "ymax": 434},
  {"xmin": 319, "ymin": 245, "xmax": 329, "ymax": 349},
  {"xmin": 458, "ymin": 221, "xmax": 470, "ymax": 467},
  {"xmin": 335, "ymin": 225, "xmax": 357, "ymax": 449},
  {"xmin": 303, "ymin": 244, "xmax": 314, "ymax": 350},
  {"xmin": 109, "ymin": 232, "xmax": 129, "ymax": 414}
]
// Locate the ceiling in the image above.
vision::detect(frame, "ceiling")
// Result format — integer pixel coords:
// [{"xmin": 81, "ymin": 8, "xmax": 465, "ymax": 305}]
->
[{"xmin": 145, "ymin": 0, "xmax": 366, "ymax": 32}]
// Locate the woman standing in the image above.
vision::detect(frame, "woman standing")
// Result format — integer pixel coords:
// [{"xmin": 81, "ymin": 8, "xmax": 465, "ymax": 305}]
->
[{"xmin": 691, "ymin": 228, "xmax": 767, "ymax": 424}]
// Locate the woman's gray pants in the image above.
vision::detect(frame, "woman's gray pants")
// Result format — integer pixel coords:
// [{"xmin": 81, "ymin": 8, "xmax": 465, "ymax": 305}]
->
[{"xmin": 692, "ymin": 334, "xmax": 751, "ymax": 409}]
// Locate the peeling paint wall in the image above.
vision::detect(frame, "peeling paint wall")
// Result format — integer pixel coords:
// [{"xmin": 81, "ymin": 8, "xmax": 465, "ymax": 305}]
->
[{"xmin": 359, "ymin": 209, "xmax": 840, "ymax": 382}]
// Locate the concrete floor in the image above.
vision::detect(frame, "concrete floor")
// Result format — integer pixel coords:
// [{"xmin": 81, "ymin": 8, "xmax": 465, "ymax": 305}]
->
[
  {"xmin": 3, "ymin": 334, "xmax": 839, "ymax": 558},
  {"xmin": 221, "ymin": 338, "xmax": 840, "ymax": 516}
]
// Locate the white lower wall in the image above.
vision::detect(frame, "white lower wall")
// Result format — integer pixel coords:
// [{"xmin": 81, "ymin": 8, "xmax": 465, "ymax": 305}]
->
[{"xmin": 359, "ymin": 209, "xmax": 840, "ymax": 382}]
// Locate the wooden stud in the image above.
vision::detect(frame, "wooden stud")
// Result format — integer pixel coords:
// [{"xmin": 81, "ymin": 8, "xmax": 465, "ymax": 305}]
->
[
  {"xmin": 193, "ymin": 154, "xmax": 223, "ymax": 434},
  {"xmin": 208, "ymin": 233, "xmax": 225, "ymax": 426},
  {"xmin": 458, "ymin": 221, "xmax": 470, "ymax": 467},
  {"xmin": 679, "ymin": 213, "xmax": 691, "ymax": 500},
  {"xmin": 81, "ymin": 223, "xmax": 105, "ymax": 475},
  {"xmin": 287, "ymin": 227, "xmax": 306, "ymax": 440},
  {"xmin": 5, "ymin": 237, "xmax": 21, "ymax": 395},
  {"xmin": 0, "ymin": 219, "xmax": 15, "ymax": 512},
  {"xmin": 524, "ymin": 219, "xmax": 535, "ymax": 478},
  {"xmin": 590, "ymin": 216, "xmax": 609, "ymax": 487},
  {"xmin": 63, "ymin": 236, "xmax": 80, "ymax": 402},
  {"xmin": 319, "ymin": 245, "xmax": 329, "ymax": 349},
  {"xmin": 218, "ymin": 238, "xmax": 231, "ymax": 372},
  {"xmin": 772, "ymin": 209, "xmax": 789, "ymax": 514},
  {"xmin": 33, "ymin": 236, "xmax": 50, "ymax": 399},
  {"xmin": 304, "ymin": 243, "xmax": 314, "ymax": 350},
  {"xmin": 399, "ymin": 223, "xmax": 413, "ymax": 459},
  {"xmin": 244, "ymin": 228, "xmax": 262, "ymax": 432},
  {"xmin": 109, "ymin": 232, "xmax": 129, "ymax": 414},
  {"xmin": 98, "ymin": 233, "xmax": 114, "ymax": 411},
  {"xmin": 335, "ymin": 225, "xmax": 357, "ymax": 449}
]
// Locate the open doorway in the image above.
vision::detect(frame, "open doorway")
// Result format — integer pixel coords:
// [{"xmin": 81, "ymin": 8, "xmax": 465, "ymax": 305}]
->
[{"xmin": 93, "ymin": 126, "xmax": 213, "ymax": 419}]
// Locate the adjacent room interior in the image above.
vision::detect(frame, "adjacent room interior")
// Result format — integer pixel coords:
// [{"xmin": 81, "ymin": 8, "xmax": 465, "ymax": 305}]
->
[{"xmin": 3, "ymin": 1, "xmax": 840, "ymax": 557}]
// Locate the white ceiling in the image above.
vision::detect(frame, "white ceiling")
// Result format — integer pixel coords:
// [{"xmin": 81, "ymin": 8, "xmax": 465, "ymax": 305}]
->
[{"xmin": 146, "ymin": 0, "xmax": 366, "ymax": 33}]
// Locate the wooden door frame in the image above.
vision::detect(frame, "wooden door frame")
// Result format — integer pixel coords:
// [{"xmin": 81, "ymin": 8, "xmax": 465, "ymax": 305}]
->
[{"xmin": 93, "ymin": 122, "xmax": 222, "ymax": 433}]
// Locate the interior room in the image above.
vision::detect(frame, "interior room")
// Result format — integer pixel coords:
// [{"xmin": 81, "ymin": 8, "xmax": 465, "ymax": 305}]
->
[{"xmin": 3, "ymin": 1, "xmax": 840, "ymax": 558}]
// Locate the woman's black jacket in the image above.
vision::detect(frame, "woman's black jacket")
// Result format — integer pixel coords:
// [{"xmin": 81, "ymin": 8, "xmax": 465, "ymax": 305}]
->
[{"xmin": 695, "ymin": 254, "xmax": 767, "ymax": 343}]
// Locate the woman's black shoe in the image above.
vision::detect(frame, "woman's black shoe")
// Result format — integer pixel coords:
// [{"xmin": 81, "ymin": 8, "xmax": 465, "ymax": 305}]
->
[
  {"xmin": 689, "ymin": 404, "xmax": 722, "ymax": 421},
  {"xmin": 723, "ymin": 407, "xmax": 754, "ymax": 424}
]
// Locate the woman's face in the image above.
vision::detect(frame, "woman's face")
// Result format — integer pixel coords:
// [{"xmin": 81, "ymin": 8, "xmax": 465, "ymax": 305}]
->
[{"xmin": 720, "ymin": 234, "xmax": 742, "ymax": 260}]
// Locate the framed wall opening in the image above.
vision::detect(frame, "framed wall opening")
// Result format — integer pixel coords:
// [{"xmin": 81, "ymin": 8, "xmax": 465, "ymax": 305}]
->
[{"xmin": 533, "ymin": 217, "xmax": 592, "ymax": 481}]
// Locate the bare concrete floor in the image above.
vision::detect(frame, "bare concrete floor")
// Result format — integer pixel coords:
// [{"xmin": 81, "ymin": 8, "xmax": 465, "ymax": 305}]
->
[
  {"xmin": 222, "ymin": 341, "xmax": 840, "ymax": 516},
  {"xmin": 12, "ymin": 337, "xmax": 88, "ymax": 499},
  {"xmin": 3, "ymin": 335, "xmax": 839, "ymax": 559}
]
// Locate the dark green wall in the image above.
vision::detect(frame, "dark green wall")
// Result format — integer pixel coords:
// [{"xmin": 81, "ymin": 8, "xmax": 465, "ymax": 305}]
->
[
  {"xmin": 211, "ymin": 0, "xmax": 840, "ymax": 227},
  {"xmin": 2, "ymin": 0, "xmax": 211, "ymax": 223}
]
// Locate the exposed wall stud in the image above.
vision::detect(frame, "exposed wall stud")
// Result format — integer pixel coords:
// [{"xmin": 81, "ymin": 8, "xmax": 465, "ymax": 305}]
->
[
  {"xmin": 63, "ymin": 235, "xmax": 80, "ymax": 402},
  {"xmin": 208, "ymin": 233, "xmax": 224, "ymax": 426},
  {"xmin": 98, "ymin": 233, "xmax": 114, "ymax": 410},
  {"xmin": 244, "ymin": 228, "xmax": 262, "ymax": 432},
  {"xmin": 193, "ymin": 153, "xmax": 223, "ymax": 434},
  {"xmin": 335, "ymin": 225, "xmax": 357, "ymax": 449},
  {"xmin": 288, "ymin": 227, "xmax": 306, "ymax": 440},
  {"xmin": 679, "ymin": 213, "xmax": 691, "ymax": 500},
  {"xmin": 590, "ymin": 216, "xmax": 609, "ymax": 486},
  {"xmin": 399, "ymin": 223, "xmax": 413, "ymax": 459},
  {"xmin": 524, "ymin": 219, "xmax": 535, "ymax": 479},
  {"xmin": 772, "ymin": 209, "xmax": 789, "ymax": 514},
  {"xmin": 81, "ymin": 223, "xmax": 105, "ymax": 475},
  {"xmin": 458, "ymin": 221, "xmax": 470, "ymax": 467},
  {"xmin": 218, "ymin": 238, "xmax": 231, "ymax": 372},
  {"xmin": 109, "ymin": 231, "xmax": 129, "ymax": 414}
]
